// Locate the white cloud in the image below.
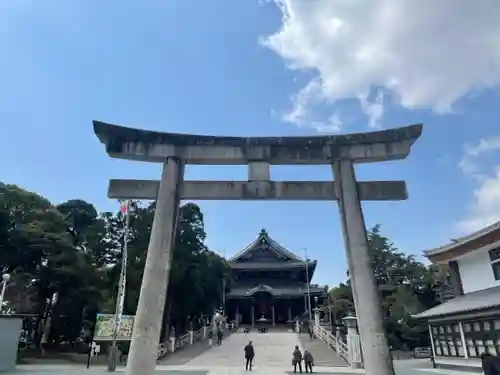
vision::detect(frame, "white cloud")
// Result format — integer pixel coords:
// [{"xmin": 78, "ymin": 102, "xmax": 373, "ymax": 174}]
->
[
  {"xmin": 457, "ymin": 138, "xmax": 500, "ymax": 233},
  {"xmin": 280, "ymin": 79, "xmax": 343, "ymax": 133},
  {"xmin": 262, "ymin": 0, "xmax": 500, "ymax": 131},
  {"xmin": 459, "ymin": 137, "xmax": 500, "ymax": 177}
]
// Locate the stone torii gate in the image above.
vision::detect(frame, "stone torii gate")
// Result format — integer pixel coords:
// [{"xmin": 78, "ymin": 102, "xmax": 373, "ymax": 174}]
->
[{"xmin": 93, "ymin": 120, "xmax": 422, "ymax": 375}]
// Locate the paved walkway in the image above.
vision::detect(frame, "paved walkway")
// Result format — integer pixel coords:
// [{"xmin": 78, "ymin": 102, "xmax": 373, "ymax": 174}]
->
[
  {"xmin": 7, "ymin": 361, "xmax": 474, "ymax": 375},
  {"xmin": 6, "ymin": 335, "xmax": 475, "ymax": 375},
  {"xmin": 187, "ymin": 331, "xmax": 300, "ymax": 368}
]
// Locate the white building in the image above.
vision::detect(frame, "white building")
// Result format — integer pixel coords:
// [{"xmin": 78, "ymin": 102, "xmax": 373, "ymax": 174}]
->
[{"xmin": 415, "ymin": 221, "xmax": 500, "ymax": 370}]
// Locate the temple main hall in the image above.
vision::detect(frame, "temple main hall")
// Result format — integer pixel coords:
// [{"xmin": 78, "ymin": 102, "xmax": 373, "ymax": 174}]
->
[{"xmin": 226, "ymin": 229, "xmax": 326, "ymax": 327}]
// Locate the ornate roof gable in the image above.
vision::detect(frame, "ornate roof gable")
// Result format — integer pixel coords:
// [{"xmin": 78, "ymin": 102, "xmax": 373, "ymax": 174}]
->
[{"xmin": 229, "ymin": 229, "xmax": 303, "ymax": 263}]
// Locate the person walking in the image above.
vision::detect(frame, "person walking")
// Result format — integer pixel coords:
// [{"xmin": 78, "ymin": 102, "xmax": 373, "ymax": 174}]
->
[
  {"xmin": 244, "ymin": 341, "xmax": 255, "ymax": 371},
  {"xmin": 481, "ymin": 352, "xmax": 500, "ymax": 375},
  {"xmin": 303, "ymin": 349, "xmax": 314, "ymax": 373},
  {"xmin": 308, "ymin": 325, "xmax": 314, "ymax": 340},
  {"xmin": 292, "ymin": 345, "xmax": 303, "ymax": 373},
  {"xmin": 217, "ymin": 328, "xmax": 223, "ymax": 346}
]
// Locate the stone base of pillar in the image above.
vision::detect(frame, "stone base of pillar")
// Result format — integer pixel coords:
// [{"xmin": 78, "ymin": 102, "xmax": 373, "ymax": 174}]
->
[
  {"xmin": 314, "ymin": 311, "xmax": 320, "ymax": 327},
  {"xmin": 169, "ymin": 337, "xmax": 176, "ymax": 353},
  {"xmin": 347, "ymin": 332, "xmax": 363, "ymax": 369}
]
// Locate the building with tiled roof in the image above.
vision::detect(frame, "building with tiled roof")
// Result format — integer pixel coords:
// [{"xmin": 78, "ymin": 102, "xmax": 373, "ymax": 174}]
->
[
  {"xmin": 226, "ymin": 229, "xmax": 326, "ymax": 327},
  {"xmin": 414, "ymin": 221, "xmax": 500, "ymax": 370}
]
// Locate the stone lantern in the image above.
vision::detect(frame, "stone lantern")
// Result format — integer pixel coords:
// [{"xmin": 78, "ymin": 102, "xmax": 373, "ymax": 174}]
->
[
  {"xmin": 342, "ymin": 313, "xmax": 362, "ymax": 369},
  {"xmin": 342, "ymin": 313, "xmax": 358, "ymax": 331}
]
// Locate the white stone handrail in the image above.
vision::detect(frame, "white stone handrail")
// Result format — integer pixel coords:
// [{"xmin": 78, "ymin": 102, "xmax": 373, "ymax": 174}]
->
[
  {"xmin": 314, "ymin": 325, "xmax": 349, "ymax": 363},
  {"xmin": 157, "ymin": 343, "xmax": 167, "ymax": 359},
  {"xmin": 175, "ymin": 333, "xmax": 190, "ymax": 349},
  {"xmin": 156, "ymin": 327, "xmax": 210, "ymax": 360},
  {"xmin": 194, "ymin": 328, "xmax": 202, "ymax": 340},
  {"xmin": 337, "ymin": 337, "xmax": 349, "ymax": 361}
]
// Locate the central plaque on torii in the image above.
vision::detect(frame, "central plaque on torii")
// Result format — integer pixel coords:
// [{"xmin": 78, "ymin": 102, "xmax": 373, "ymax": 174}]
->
[{"xmin": 93, "ymin": 120, "xmax": 422, "ymax": 375}]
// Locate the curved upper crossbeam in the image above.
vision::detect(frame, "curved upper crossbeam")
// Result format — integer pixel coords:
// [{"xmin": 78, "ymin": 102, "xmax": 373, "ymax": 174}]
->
[{"xmin": 93, "ymin": 120, "xmax": 422, "ymax": 165}]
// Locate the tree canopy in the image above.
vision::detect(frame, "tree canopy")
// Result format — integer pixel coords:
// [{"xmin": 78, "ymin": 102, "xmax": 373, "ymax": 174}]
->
[
  {"xmin": 0, "ymin": 183, "xmax": 228, "ymax": 348},
  {"xmin": 325, "ymin": 224, "xmax": 445, "ymax": 350},
  {"xmin": 1, "ymin": 182, "xmax": 449, "ymax": 352}
]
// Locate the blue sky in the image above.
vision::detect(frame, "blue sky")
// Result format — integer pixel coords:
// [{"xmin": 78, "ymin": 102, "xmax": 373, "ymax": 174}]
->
[{"xmin": 2, "ymin": 0, "xmax": 500, "ymax": 286}]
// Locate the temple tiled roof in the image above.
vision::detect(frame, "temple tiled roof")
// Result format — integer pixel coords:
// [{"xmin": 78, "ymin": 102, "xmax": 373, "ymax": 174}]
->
[
  {"xmin": 413, "ymin": 285, "xmax": 500, "ymax": 319},
  {"xmin": 227, "ymin": 282, "xmax": 326, "ymax": 298},
  {"xmin": 229, "ymin": 229, "xmax": 304, "ymax": 262}
]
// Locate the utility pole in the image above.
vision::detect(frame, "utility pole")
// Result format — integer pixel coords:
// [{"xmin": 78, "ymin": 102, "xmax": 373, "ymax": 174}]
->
[
  {"xmin": 108, "ymin": 200, "xmax": 130, "ymax": 372},
  {"xmin": 221, "ymin": 249, "xmax": 226, "ymax": 318},
  {"xmin": 328, "ymin": 295, "xmax": 333, "ymax": 330},
  {"xmin": 304, "ymin": 248, "xmax": 312, "ymax": 322},
  {"xmin": 0, "ymin": 273, "xmax": 11, "ymax": 314}
]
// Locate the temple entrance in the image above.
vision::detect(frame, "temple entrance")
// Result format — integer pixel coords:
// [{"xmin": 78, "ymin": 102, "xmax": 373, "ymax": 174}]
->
[
  {"xmin": 253, "ymin": 291, "xmax": 272, "ymax": 320},
  {"xmin": 94, "ymin": 120, "xmax": 422, "ymax": 375}
]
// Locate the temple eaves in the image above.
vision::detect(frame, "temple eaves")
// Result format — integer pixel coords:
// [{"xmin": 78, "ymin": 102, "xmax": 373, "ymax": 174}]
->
[
  {"xmin": 229, "ymin": 261, "xmax": 316, "ymax": 270},
  {"xmin": 93, "ymin": 120, "xmax": 422, "ymax": 165}
]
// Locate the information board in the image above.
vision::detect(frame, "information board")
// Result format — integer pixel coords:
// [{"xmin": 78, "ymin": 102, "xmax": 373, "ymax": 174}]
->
[{"xmin": 94, "ymin": 313, "xmax": 135, "ymax": 341}]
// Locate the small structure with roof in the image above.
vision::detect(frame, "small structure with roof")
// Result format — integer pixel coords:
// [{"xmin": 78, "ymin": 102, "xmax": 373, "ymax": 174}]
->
[{"xmin": 414, "ymin": 221, "xmax": 500, "ymax": 370}]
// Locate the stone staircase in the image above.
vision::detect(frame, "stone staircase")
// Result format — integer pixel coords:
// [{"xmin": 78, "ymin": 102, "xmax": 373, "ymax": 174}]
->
[{"xmin": 298, "ymin": 334, "xmax": 348, "ymax": 368}]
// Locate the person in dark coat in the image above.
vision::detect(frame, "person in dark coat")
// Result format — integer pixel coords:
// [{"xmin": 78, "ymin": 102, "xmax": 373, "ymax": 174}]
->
[
  {"xmin": 244, "ymin": 341, "xmax": 255, "ymax": 371},
  {"xmin": 292, "ymin": 345, "xmax": 303, "ymax": 373},
  {"xmin": 303, "ymin": 349, "xmax": 314, "ymax": 373},
  {"xmin": 217, "ymin": 328, "xmax": 223, "ymax": 346},
  {"xmin": 308, "ymin": 325, "xmax": 313, "ymax": 340},
  {"xmin": 481, "ymin": 352, "xmax": 500, "ymax": 375}
]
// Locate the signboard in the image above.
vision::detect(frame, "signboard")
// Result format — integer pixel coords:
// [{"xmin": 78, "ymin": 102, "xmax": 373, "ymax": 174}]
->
[
  {"xmin": 94, "ymin": 314, "xmax": 135, "ymax": 341},
  {"xmin": 91, "ymin": 342, "xmax": 101, "ymax": 356},
  {"xmin": 413, "ymin": 347, "xmax": 431, "ymax": 358}
]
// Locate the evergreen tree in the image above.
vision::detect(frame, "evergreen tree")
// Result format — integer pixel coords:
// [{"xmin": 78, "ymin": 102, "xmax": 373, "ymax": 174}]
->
[
  {"xmin": 0, "ymin": 182, "xmax": 229, "ymax": 350},
  {"xmin": 325, "ymin": 225, "xmax": 442, "ymax": 350}
]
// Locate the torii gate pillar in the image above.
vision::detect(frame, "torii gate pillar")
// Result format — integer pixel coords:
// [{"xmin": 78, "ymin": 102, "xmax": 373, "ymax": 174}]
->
[
  {"xmin": 123, "ymin": 157, "xmax": 184, "ymax": 375},
  {"xmin": 335, "ymin": 159, "xmax": 393, "ymax": 373}
]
